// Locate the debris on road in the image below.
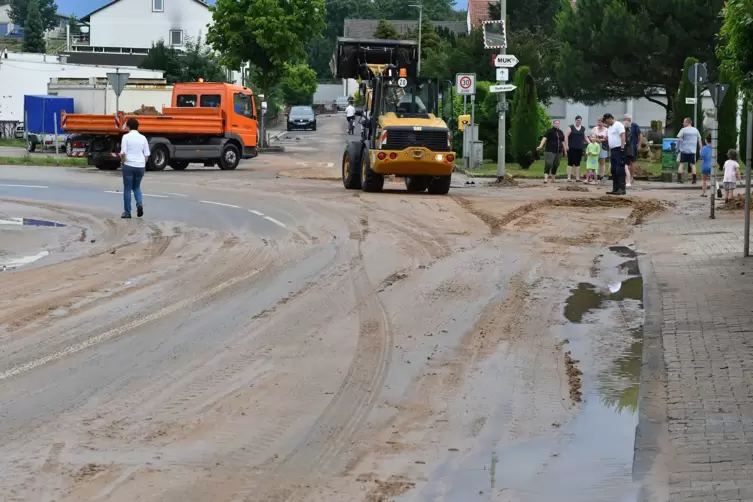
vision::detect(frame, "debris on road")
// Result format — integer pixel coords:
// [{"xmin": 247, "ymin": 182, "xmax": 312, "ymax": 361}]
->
[
  {"xmin": 558, "ymin": 184, "xmax": 589, "ymax": 192},
  {"xmin": 720, "ymin": 194, "xmax": 751, "ymax": 210},
  {"xmin": 565, "ymin": 350, "xmax": 583, "ymax": 403}
]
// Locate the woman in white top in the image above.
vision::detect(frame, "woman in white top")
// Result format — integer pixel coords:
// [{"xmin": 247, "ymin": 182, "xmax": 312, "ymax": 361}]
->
[{"xmin": 590, "ymin": 117, "xmax": 609, "ymax": 183}]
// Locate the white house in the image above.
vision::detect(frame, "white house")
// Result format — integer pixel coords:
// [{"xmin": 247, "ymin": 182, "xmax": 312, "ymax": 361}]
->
[
  {"xmin": 0, "ymin": 51, "xmax": 163, "ymax": 121},
  {"xmin": 0, "ymin": 4, "xmax": 15, "ymax": 36},
  {"xmin": 80, "ymin": 0, "xmax": 212, "ymax": 50}
]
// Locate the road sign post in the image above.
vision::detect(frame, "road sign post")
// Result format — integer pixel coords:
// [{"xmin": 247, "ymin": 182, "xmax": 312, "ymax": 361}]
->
[
  {"xmin": 746, "ymin": 110, "xmax": 753, "ymax": 257},
  {"xmin": 489, "ymin": 84, "xmax": 516, "ymax": 93},
  {"xmin": 707, "ymin": 83, "xmax": 730, "ymax": 220},
  {"xmin": 457, "ymin": 74, "xmax": 477, "ymax": 169},
  {"xmin": 106, "ymin": 68, "xmax": 130, "ymax": 116},
  {"xmin": 495, "ymin": 68, "xmax": 509, "ymax": 82},
  {"xmin": 688, "ymin": 62, "xmax": 707, "ymax": 133}
]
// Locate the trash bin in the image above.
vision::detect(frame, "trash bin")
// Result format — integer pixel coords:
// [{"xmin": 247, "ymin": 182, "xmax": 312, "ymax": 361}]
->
[{"xmin": 661, "ymin": 138, "xmax": 678, "ymax": 182}]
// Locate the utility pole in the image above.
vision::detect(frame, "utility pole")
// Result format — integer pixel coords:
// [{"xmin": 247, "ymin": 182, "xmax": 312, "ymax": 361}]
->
[
  {"xmin": 745, "ymin": 110, "xmax": 752, "ymax": 256},
  {"xmin": 410, "ymin": 4, "xmax": 423, "ymax": 76},
  {"xmin": 496, "ymin": 0, "xmax": 506, "ymax": 180}
]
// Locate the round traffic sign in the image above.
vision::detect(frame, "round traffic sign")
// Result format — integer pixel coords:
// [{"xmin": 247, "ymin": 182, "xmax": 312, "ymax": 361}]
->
[
  {"xmin": 460, "ymin": 76, "xmax": 472, "ymax": 89},
  {"xmin": 397, "ymin": 77, "xmax": 408, "ymax": 88}
]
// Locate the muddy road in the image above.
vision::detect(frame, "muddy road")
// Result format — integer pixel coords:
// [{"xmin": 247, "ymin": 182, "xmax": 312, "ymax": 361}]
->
[{"xmin": 0, "ymin": 115, "xmax": 666, "ymax": 501}]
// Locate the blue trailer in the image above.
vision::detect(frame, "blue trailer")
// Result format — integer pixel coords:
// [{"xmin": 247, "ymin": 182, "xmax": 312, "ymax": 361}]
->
[{"xmin": 24, "ymin": 95, "xmax": 74, "ymax": 152}]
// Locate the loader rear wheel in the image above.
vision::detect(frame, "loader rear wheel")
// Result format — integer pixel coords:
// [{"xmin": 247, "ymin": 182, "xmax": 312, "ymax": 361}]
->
[
  {"xmin": 405, "ymin": 176, "xmax": 430, "ymax": 193},
  {"xmin": 361, "ymin": 147, "xmax": 384, "ymax": 193},
  {"xmin": 148, "ymin": 145, "xmax": 169, "ymax": 171},
  {"xmin": 342, "ymin": 142, "xmax": 362, "ymax": 190},
  {"xmin": 427, "ymin": 175, "xmax": 452, "ymax": 195}
]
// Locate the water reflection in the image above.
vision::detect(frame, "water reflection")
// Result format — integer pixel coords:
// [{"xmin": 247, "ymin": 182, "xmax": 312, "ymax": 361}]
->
[
  {"xmin": 563, "ymin": 277, "xmax": 643, "ymax": 323},
  {"xmin": 599, "ymin": 330, "xmax": 643, "ymax": 415}
]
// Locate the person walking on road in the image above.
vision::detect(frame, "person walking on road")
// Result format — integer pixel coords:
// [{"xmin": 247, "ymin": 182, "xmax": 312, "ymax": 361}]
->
[
  {"xmin": 536, "ymin": 119, "xmax": 565, "ymax": 184},
  {"xmin": 623, "ymin": 114, "xmax": 642, "ymax": 188},
  {"xmin": 603, "ymin": 113, "xmax": 626, "ymax": 195},
  {"xmin": 564, "ymin": 115, "xmax": 589, "ymax": 182},
  {"xmin": 590, "ymin": 117, "xmax": 609, "ymax": 184},
  {"xmin": 119, "ymin": 118, "xmax": 150, "ymax": 219},
  {"xmin": 699, "ymin": 134, "xmax": 713, "ymax": 197},
  {"xmin": 676, "ymin": 117, "xmax": 703, "ymax": 184}
]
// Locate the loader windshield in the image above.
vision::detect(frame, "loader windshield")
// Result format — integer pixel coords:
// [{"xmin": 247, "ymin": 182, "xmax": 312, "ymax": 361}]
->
[{"xmin": 381, "ymin": 80, "xmax": 437, "ymax": 119}]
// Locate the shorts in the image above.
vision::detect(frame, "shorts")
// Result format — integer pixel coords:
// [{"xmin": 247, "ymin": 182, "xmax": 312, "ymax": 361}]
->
[
  {"xmin": 567, "ymin": 148, "xmax": 583, "ymax": 167},
  {"xmin": 724, "ymin": 182, "xmax": 737, "ymax": 191},
  {"xmin": 701, "ymin": 165, "xmax": 711, "ymax": 175},
  {"xmin": 544, "ymin": 152, "xmax": 561, "ymax": 175},
  {"xmin": 680, "ymin": 152, "xmax": 696, "ymax": 164},
  {"xmin": 599, "ymin": 148, "xmax": 609, "ymax": 159},
  {"xmin": 625, "ymin": 155, "xmax": 635, "ymax": 163}
]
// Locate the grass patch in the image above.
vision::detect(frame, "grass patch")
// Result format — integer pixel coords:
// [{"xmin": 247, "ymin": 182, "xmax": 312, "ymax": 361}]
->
[
  {"xmin": 461, "ymin": 159, "xmax": 663, "ymax": 178},
  {"xmin": 0, "ymin": 155, "xmax": 88, "ymax": 167},
  {"xmin": 0, "ymin": 138, "xmax": 25, "ymax": 148}
]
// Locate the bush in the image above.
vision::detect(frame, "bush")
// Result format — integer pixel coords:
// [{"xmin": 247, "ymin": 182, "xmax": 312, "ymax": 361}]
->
[
  {"xmin": 718, "ymin": 72, "xmax": 738, "ymax": 166},
  {"xmin": 673, "ymin": 57, "xmax": 702, "ymax": 136},
  {"xmin": 510, "ymin": 66, "xmax": 540, "ymax": 169}
]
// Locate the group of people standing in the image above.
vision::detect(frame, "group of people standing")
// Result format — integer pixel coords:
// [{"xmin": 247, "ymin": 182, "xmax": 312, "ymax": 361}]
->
[{"xmin": 536, "ymin": 114, "xmax": 643, "ymax": 195}]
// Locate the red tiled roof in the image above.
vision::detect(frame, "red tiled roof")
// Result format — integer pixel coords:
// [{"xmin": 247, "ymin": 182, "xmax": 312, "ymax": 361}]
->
[{"xmin": 468, "ymin": 0, "xmax": 494, "ymax": 28}]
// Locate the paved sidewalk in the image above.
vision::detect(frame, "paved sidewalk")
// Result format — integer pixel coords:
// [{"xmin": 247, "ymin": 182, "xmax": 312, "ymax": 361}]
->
[{"xmin": 637, "ymin": 198, "xmax": 753, "ymax": 501}]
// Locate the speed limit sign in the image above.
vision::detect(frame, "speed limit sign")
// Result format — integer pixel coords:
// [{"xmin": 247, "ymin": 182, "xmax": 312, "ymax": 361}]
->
[
  {"xmin": 456, "ymin": 73, "xmax": 476, "ymax": 95},
  {"xmin": 397, "ymin": 77, "xmax": 408, "ymax": 88}
]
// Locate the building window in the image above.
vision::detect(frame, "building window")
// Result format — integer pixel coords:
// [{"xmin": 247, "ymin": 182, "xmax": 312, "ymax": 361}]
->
[
  {"xmin": 152, "ymin": 0, "xmax": 164, "ymax": 12},
  {"xmin": 169, "ymin": 30, "xmax": 183, "ymax": 46}
]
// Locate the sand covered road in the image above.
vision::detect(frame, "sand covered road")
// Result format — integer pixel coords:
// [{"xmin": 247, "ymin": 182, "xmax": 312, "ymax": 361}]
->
[{"xmin": 0, "ymin": 141, "xmax": 677, "ymax": 502}]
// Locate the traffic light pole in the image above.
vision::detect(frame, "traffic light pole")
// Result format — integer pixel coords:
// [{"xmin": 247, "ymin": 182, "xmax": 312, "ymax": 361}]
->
[{"xmin": 496, "ymin": 0, "xmax": 506, "ymax": 181}]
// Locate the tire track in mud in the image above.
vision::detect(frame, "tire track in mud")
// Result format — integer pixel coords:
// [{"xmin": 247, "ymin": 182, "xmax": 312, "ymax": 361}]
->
[{"xmin": 248, "ymin": 216, "xmax": 394, "ymax": 502}]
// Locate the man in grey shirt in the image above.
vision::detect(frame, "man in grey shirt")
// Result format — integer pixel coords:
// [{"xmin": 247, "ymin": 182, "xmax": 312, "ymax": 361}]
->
[{"xmin": 677, "ymin": 117, "xmax": 703, "ymax": 184}]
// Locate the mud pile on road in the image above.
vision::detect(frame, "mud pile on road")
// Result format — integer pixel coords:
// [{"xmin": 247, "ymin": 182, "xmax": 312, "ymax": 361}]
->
[
  {"xmin": 564, "ymin": 350, "xmax": 583, "ymax": 402},
  {"xmin": 130, "ymin": 106, "xmax": 163, "ymax": 116},
  {"xmin": 720, "ymin": 195, "xmax": 751, "ymax": 211},
  {"xmin": 558, "ymin": 184, "xmax": 589, "ymax": 192}
]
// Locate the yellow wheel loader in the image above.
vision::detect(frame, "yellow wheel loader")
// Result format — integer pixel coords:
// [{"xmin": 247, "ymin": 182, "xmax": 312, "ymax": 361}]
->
[{"xmin": 336, "ymin": 37, "xmax": 456, "ymax": 194}]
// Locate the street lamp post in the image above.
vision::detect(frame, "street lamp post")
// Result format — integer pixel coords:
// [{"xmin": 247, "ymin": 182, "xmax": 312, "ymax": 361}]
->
[{"xmin": 409, "ymin": 4, "xmax": 423, "ymax": 76}]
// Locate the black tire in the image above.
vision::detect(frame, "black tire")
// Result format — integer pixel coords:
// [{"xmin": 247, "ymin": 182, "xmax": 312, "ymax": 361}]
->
[
  {"xmin": 342, "ymin": 141, "xmax": 362, "ymax": 190},
  {"xmin": 219, "ymin": 143, "xmax": 240, "ymax": 170},
  {"xmin": 287, "ymin": 124, "xmax": 291, "ymax": 131},
  {"xmin": 360, "ymin": 146, "xmax": 384, "ymax": 193},
  {"xmin": 148, "ymin": 144, "xmax": 169, "ymax": 171},
  {"xmin": 427, "ymin": 175, "xmax": 452, "ymax": 195},
  {"xmin": 95, "ymin": 160, "xmax": 120, "ymax": 171},
  {"xmin": 405, "ymin": 176, "xmax": 430, "ymax": 193},
  {"xmin": 170, "ymin": 160, "xmax": 189, "ymax": 171},
  {"xmin": 27, "ymin": 141, "xmax": 36, "ymax": 153},
  {"xmin": 312, "ymin": 122, "xmax": 317, "ymax": 131},
  {"xmin": 65, "ymin": 138, "xmax": 72, "ymax": 157}
]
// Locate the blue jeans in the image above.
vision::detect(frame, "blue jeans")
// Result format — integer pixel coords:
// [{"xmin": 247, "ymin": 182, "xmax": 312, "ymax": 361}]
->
[{"xmin": 122, "ymin": 164, "xmax": 144, "ymax": 215}]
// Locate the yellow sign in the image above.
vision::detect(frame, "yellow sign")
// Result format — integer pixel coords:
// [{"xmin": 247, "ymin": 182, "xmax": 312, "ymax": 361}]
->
[{"xmin": 458, "ymin": 114, "xmax": 471, "ymax": 131}]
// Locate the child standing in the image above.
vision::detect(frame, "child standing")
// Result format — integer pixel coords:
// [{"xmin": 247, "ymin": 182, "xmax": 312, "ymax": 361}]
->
[
  {"xmin": 585, "ymin": 135, "xmax": 600, "ymax": 184},
  {"xmin": 723, "ymin": 149, "xmax": 741, "ymax": 203},
  {"xmin": 699, "ymin": 134, "xmax": 712, "ymax": 197}
]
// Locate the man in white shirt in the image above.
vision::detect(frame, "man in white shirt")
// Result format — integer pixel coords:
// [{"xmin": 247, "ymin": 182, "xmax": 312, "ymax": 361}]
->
[
  {"xmin": 676, "ymin": 117, "xmax": 703, "ymax": 184},
  {"xmin": 603, "ymin": 113, "xmax": 626, "ymax": 195},
  {"xmin": 119, "ymin": 118, "xmax": 150, "ymax": 218},
  {"xmin": 345, "ymin": 100, "xmax": 356, "ymax": 133}
]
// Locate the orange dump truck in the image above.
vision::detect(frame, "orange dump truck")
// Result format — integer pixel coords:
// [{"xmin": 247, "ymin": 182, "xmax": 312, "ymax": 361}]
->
[{"xmin": 61, "ymin": 82, "xmax": 259, "ymax": 171}]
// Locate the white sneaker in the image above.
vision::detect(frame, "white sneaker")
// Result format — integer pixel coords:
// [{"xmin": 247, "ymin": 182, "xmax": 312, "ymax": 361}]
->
[{"xmin": 626, "ymin": 183, "xmax": 631, "ymax": 188}]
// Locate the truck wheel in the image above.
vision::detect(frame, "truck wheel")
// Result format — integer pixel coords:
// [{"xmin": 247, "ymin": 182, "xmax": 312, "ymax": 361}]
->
[
  {"xmin": 361, "ymin": 147, "xmax": 384, "ymax": 193},
  {"xmin": 148, "ymin": 145, "xmax": 169, "ymax": 171},
  {"xmin": 170, "ymin": 160, "xmax": 189, "ymax": 171},
  {"xmin": 27, "ymin": 141, "xmax": 37, "ymax": 153},
  {"xmin": 219, "ymin": 144, "xmax": 240, "ymax": 170},
  {"xmin": 342, "ymin": 142, "xmax": 362, "ymax": 189},
  {"xmin": 65, "ymin": 138, "xmax": 72, "ymax": 157},
  {"xmin": 405, "ymin": 176, "xmax": 430, "ymax": 193},
  {"xmin": 427, "ymin": 175, "xmax": 452, "ymax": 195},
  {"xmin": 95, "ymin": 160, "xmax": 120, "ymax": 171}
]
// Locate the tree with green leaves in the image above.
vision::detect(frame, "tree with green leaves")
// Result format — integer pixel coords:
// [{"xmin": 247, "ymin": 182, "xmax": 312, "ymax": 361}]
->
[
  {"xmin": 9, "ymin": 0, "xmax": 57, "ymax": 31},
  {"xmin": 373, "ymin": 19, "xmax": 399, "ymax": 39},
  {"xmin": 207, "ymin": 0, "xmax": 325, "ymax": 108},
  {"xmin": 140, "ymin": 38, "xmax": 227, "ymax": 85},
  {"xmin": 280, "ymin": 63, "xmax": 318, "ymax": 105},
  {"xmin": 717, "ymin": 72, "xmax": 739, "ymax": 166},
  {"xmin": 373, "ymin": 0, "xmax": 456, "ymax": 20},
  {"xmin": 556, "ymin": 0, "xmax": 725, "ymax": 125},
  {"xmin": 510, "ymin": 66, "xmax": 539, "ymax": 170},
  {"xmin": 674, "ymin": 57, "xmax": 702, "ymax": 135},
  {"xmin": 402, "ymin": 16, "xmax": 441, "ymax": 62},
  {"xmin": 488, "ymin": 0, "xmax": 560, "ymax": 32},
  {"xmin": 719, "ymin": 0, "xmax": 753, "ymax": 97},
  {"xmin": 21, "ymin": 0, "xmax": 46, "ymax": 54}
]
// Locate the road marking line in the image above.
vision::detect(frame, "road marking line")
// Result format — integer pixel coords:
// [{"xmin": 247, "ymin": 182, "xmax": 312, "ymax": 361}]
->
[
  {"xmin": 162, "ymin": 192, "xmax": 188, "ymax": 197},
  {"xmin": 0, "ymin": 184, "xmax": 49, "ymax": 189},
  {"xmin": 104, "ymin": 190, "xmax": 168, "ymax": 198},
  {"xmin": 0, "ymin": 267, "xmax": 261, "ymax": 382},
  {"xmin": 248, "ymin": 209, "xmax": 264, "ymax": 216},
  {"xmin": 263, "ymin": 216, "xmax": 287, "ymax": 228},
  {"xmin": 0, "ymin": 217, "xmax": 23, "ymax": 225},
  {"xmin": 0, "ymin": 250, "xmax": 49, "ymax": 267},
  {"xmin": 199, "ymin": 200, "xmax": 241, "ymax": 209}
]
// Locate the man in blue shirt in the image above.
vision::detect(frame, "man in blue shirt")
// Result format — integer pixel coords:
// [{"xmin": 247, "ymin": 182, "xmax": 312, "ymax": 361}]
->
[
  {"xmin": 623, "ymin": 115, "xmax": 642, "ymax": 188},
  {"xmin": 699, "ymin": 134, "xmax": 713, "ymax": 197}
]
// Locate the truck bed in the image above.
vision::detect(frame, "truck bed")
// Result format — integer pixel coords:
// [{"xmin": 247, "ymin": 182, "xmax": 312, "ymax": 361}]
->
[{"xmin": 61, "ymin": 107, "xmax": 225, "ymax": 135}]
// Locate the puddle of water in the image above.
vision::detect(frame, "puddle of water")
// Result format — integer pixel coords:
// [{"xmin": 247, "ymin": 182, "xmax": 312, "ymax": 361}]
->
[
  {"xmin": 608, "ymin": 245, "xmax": 637, "ymax": 258},
  {"xmin": 599, "ymin": 328, "xmax": 642, "ymax": 415},
  {"xmin": 23, "ymin": 218, "xmax": 66, "ymax": 227},
  {"xmin": 564, "ymin": 277, "xmax": 643, "ymax": 323}
]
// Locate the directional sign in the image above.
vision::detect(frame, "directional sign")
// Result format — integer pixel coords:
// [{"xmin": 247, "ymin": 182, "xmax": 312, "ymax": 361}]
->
[
  {"xmin": 496, "ymin": 68, "xmax": 509, "ymax": 82},
  {"xmin": 708, "ymin": 83, "xmax": 730, "ymax": 108},
  {"xmin": 685, "ymin": 97, "xmax": 697, "ymax": 105},
  {"xmin": 456, "ymin": 73, "xmax": 476, "ymax": 95},
  {"xmin": 490, "ymin": 84, "xmax": 516, "ymax": 93},
  {"xmin": 106, "ymin": 72, "xmax": 130, "ymax": 97},
  {"xmin": 494, "ymin": 54, "xmax": 518, "ymax": 68}
]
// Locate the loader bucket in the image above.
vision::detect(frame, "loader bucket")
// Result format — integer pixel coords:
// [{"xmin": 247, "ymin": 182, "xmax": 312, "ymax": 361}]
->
[{"xmin": 335, "ymin": 37, "xmax": 419, "ymax": 80}]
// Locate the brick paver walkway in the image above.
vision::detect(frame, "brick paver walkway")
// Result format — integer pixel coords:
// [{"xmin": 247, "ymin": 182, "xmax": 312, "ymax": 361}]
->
[{"xmin": 638, "ymin": 200, "xmax": 753, "ymax": 501}]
